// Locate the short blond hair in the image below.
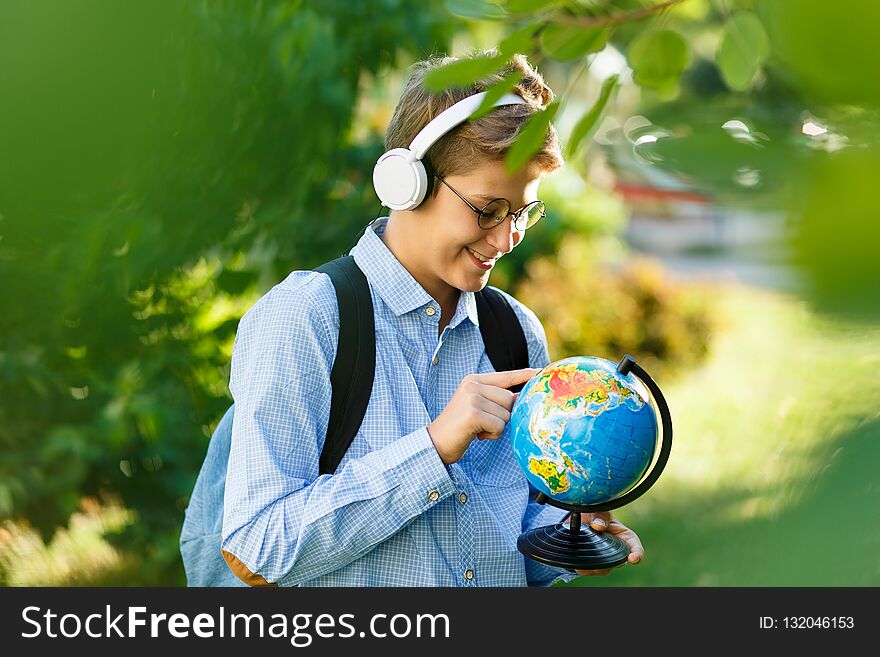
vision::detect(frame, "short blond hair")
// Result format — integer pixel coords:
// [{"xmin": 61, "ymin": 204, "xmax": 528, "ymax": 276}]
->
[{"xmin": 383, "ymin": 50, "xmax": 564, "ymax": 195}]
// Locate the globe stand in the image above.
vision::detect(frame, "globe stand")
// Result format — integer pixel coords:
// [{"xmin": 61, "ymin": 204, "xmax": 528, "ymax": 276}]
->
[
  {"xmin": 517, "ymin": 354, "xmax": 673, "ymax": 572},
  {"xmin": 517, "ymin": 493, "xmax": 631, "ymax": 570}
]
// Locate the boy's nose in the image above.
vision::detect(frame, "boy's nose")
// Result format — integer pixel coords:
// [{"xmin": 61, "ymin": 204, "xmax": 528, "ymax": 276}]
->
[{"xmin": 485, "ymin": 215, "xmax": 523, "ymax": 255}]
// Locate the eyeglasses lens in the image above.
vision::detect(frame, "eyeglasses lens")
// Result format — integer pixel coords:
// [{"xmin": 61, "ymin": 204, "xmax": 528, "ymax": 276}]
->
[
  {"xmin": 522, "ymin": 201, "xmax": 545, "ymax": 229},
  {"xmin": 477, "ymin": 199, "xmax": 546, "ymax": 230},
  {"xmin": 478, "ymin": 199, "xmax": 510, "ymax": 229}
]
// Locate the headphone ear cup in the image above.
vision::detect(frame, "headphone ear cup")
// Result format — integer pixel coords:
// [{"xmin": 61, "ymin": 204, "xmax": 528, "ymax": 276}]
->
[
  {"xmin": 421, "ymin": 157, "xmax": 436, "ymax": 203},
  {"xmin": 410, "ymin": 158, "xmax": 429, "ymax": 208},
  {"xmin": 373, "ymin": 147, "xmax": 427, "ymax": 210}
]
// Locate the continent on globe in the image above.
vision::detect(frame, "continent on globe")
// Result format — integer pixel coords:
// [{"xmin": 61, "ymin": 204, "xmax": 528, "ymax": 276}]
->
[
  {"xmin": 525, "ymin": 361, "xmax": 634, "ymax": 416},
  {"xmin": 527, "ymin": 458, "xmax": 569, "ymax": 494}
]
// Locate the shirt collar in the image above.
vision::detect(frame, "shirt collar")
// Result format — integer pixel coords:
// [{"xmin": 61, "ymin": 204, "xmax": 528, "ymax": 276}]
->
[{"xmin": 350, "ymin": 216, "xmax": 480, "ymax": 328}]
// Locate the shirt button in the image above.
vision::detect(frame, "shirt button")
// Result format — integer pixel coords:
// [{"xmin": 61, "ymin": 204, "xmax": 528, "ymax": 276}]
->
[
  {"xmin": 458, "ymin": 491, "xmax": 468, "ymax": 505},
  {"xmin": 425, "ymin": 306, "xmax": 436, "ymax": 316},
  {"xmin": 432, "ymin": 355, "xmax": 439, "ymax": 366},
  {"xmin": 427, "ymin": 489, "xmax": 440, "ymax": 502},
  {"xmin": 464, "ymin": 568, "xmax": 474, "ymax": 581}
]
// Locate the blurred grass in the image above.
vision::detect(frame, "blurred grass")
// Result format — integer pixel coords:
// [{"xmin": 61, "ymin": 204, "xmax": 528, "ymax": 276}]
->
[
  {"xmin": 2, "ymin": 282, "xmax": 878, "ymax": 586},
  {"xmin": 563, "ymin": 283, "xmax": 880, "ymax": 587}
]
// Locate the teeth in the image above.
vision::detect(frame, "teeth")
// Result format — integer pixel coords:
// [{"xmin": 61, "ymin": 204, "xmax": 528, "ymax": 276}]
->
[{"xmin": 468, "ymin": 247, "xmax": 493, "ymax": 263}]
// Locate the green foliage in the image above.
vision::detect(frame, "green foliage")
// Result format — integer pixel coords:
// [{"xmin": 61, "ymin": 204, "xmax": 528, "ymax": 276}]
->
[
  {"xmin": 503, "ymin": 0, "xmax": 564, "ymax": 13},
  {"xmin": 446, "ymin": 0, "xmax": 507, "ymax": 20},
  {"xmin": 791, "ymin": 149, "xmax": 880, "ymax": 319},
  {"xmin": 497, "ymin": 22, "xmax": 542, "ymax": 57},
  {"xmin": 0, "ymin": 0, "xmax": 452, "ymax": 584},
  {"xmin": 634, "ymin": 107, "xmax": 796, "ymax": 200},
  {"xmin": 602, "ymin": 2, "xmax": 880, "ymax": 320},
  {"xmin": 423, "ymin": 51, "xmax": 510, "ymax": 92},
  {"xmin": 761, "ymin": 0, "xmax": 880, "ymax": 108},
  {"xmin": 470, "ymin": 72, "xmax": 526, "ymax": 120},
  {"xmin": 504, "ymin": 101, "xmax": 560, "ymax": 173},
  {"xmin": 425, "ymin": 3, "xmax": 701, "ymax": 191},
  {"xmin": 567, "ymin": 74, "xmax": 618, "ymax": 158},
  {"xmin": 431, "ymin": 1, "xmax": 880, "ymax": 319},
  {"xmin": 540, "ymin": 24, "xmax": 609, "ymax": 61},
  {"xmin": 628, "ymin": 29, "xmax": 691, "ymax": 98},
  {"xmin": 716, "ymin": 11, "xmax": 769, "ymax": 92}
]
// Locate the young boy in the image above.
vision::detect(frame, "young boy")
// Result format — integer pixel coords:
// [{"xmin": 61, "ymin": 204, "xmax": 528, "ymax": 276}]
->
[{"xmin": 220, "ymin": 52, "xmax": 644, "ymax": 586}]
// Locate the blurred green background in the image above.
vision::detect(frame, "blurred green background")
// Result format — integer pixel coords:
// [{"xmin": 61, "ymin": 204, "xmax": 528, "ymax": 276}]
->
[{"xmin": 1, "ymin": 0, "xmax": 877, "ymax": 586}]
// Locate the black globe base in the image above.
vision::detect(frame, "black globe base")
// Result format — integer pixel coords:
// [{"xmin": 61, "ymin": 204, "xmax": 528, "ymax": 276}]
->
[{"xmin": 517, "ymin": 512, "xmax": 630, "ymax": 571}]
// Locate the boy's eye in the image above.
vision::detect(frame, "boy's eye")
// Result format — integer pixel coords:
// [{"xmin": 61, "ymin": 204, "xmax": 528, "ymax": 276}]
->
[{"xmin": 478, "ymin": 199, "xmax": 510, "ymax": 227}]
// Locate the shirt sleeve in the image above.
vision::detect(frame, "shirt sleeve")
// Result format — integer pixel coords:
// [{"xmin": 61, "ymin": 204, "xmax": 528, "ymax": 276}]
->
[
  {"xmin": 494, "ymin": 287, "xmax": 580, "ymax": 587},
  {"xmin": 220, "ymin": 272, "xmax": 455, "ymax": 586}
]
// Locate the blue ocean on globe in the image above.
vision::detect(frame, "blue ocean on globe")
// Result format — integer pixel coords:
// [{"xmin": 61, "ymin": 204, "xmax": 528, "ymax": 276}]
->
[{"xmin": 505, "ymin": 356, "xmax": 659, "ymax": 506}]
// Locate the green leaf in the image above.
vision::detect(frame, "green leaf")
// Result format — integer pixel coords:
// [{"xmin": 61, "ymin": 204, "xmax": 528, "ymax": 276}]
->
[
  {"xmin": 498, "ymin": 22, "xmax": 540, "ymax": 57},
  {"xmin": 566, "ymin": 74, "xmax": 618, "ymax": 158},
  {"xmin": 628, "ymin": 30, "xmax": 690, "ymax": 91},
  {"xmin": 505, "ymin": 101, "xmax": 560, "ymax": 174},
  {"xmin": 540, "ymin": 24, "xmax": 609, "ymax": 61},
  {"xmin": 423, "ymin": 53, "xmax": 508, "ymax": 92},
  {"xmin": 716, "ymin": 11, "xmax": 769, "ymax": 91},
  {"xmin": 504, "ymin": 0, "xmax": 563, "ymax": 13},
  {"xmin": 445, "ymin": 0, "xmax": 506, "ymax": 20},
  {"xmin": 470, "ymin": 72, "xmax": 525, "ymax": 121}
]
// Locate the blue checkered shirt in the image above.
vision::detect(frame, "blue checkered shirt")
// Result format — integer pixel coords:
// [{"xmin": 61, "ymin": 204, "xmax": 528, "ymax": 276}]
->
[{"xmin": 221, "ymin": 216, "xmax": 577, "ymax": 586}]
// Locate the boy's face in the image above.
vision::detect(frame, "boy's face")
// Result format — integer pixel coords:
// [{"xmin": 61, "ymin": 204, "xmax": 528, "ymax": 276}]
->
[{"xmin": 421, "ymin": 158, "xmax": 544, "ymax": 294}]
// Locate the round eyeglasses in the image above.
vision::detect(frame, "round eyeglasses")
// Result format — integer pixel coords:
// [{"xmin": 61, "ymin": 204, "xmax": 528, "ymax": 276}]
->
[{"xmin": 434, "ymin": 174, "xmax": 546, "ymax": 231}]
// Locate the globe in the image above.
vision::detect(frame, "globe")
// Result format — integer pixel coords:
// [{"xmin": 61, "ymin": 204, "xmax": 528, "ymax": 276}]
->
[{"xmin": 507, "ymin": 355, "xmax": 659, "ymax": 507}]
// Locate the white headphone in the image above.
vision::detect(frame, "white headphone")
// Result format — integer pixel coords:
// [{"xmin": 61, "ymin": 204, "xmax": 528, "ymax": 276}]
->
[{"xmin": 372, "ymin": 91, "xmax": 527, "ymax": 211}]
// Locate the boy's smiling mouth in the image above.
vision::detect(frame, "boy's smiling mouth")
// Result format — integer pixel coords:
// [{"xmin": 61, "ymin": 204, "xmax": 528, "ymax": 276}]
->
[{"xmin": 466, "ymin": 246, "xmax": 498, "ymax": 264}]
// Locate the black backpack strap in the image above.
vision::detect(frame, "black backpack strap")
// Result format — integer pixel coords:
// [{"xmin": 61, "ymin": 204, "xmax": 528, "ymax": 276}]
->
[
  {"xmin": 475, "ymin": 286, "xmax": 530, "ymax": 392},
  {"xmin": 313, "ymin": 255, "xmax": 376, "ymax": 475}
]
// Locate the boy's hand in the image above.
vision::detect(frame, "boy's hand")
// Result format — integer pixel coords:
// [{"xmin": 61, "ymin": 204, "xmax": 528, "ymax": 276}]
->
[
  {"xmin": 571, "ymin": 511, "xmax": 645, "ymax": 576},
  {"xmin": 427, "ymin": 368, "xmax": 540, "ymax": 465}
]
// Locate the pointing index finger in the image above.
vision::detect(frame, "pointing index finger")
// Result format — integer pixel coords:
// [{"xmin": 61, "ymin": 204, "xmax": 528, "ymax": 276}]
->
[{"xmin": 473, "ymin": 367, "xmax": 541, "ymax": 388}]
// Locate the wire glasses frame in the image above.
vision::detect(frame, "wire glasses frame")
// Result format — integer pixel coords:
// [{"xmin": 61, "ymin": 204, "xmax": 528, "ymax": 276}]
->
[{"xmin": 434, "ymin": 173, "xmax": 546, "ymax": 231}]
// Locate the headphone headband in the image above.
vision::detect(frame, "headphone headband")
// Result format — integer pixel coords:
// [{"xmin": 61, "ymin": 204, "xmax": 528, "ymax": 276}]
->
[{"xmin": 409, "ymin": 92, "xmax": 526, "ymax": 160}]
